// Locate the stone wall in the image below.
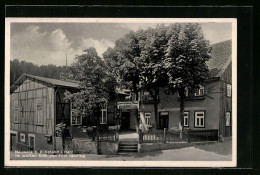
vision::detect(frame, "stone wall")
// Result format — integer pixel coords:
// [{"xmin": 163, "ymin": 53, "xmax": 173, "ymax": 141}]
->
[
  {"xmin": 56, "ymin": 137, "xmax": 97, "ymax": 154},
  {"xmin": 99, "ymin": 141, "xmax": 119, "ymax": 155},
  {"xmin": 72, "ymin": 138, "xmax": 97, "ymax": 154}
]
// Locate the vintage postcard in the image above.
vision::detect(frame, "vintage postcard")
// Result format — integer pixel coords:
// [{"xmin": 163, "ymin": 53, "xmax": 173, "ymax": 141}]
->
[{"xmin": 5, "ymin": 18, "xmax": 237, "ymax": 167}]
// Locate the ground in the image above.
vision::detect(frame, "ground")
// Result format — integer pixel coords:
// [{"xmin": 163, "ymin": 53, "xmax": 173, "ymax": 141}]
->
[{"xmin": 10, "ymin": 141, "xmax": 232, "ymax": 161}]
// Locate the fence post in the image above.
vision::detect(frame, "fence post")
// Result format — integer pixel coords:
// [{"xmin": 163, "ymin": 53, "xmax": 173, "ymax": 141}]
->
[
  {"xmin": 163, "ymin": 128, "xmax": 167, "ymax": 143},
  {"xmin": 115, "ymin": 130, "xmax": 119, "ymax": 141},
  {"xmin": 96, "ymin": 129, "xmax": 100, "ymax": 155},
  {"xmin": 139, "ymin": 129, "xmax": 142, "ymax": 143},
  {"xmin": 187, "ymin": 129, "xmax": 190, "ymax": 143}
]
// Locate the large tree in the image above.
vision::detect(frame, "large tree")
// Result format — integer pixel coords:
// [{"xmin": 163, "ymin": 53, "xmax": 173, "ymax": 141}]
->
[
  {"xmin": 103, "ymin": 30, "xmax": 145, "ymax": 131},
  {"xmin": 137, "ymin": 25, "xmax": 169, "ymax": 129},
  {"xmin": 64, "ymin": 47, "xmax": 117, "ymax": 126},
  {"xmin": 163, "ymin": 23, "xmax": 211, "ymax": 134}
]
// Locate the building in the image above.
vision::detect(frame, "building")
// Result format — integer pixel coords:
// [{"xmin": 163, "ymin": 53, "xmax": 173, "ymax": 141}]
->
[
  {"xmin": 10, "ymin": 74, "xmax": 83, "ymax": 151},
  {"xmin": 138, "ymin": 40, "xmax": 232, "ymax": 138}
]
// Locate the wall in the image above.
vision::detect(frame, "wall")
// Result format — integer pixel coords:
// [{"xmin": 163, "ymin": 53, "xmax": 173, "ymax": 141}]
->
[
  {"xmin": 139, "ymin": 80, "xmax": 221, "ymax": 131},
  {"xmin": 219, "ymin": 62, "xmax": 232, "ymax": 137},
  {"xmin": 99, "ymin": 141, "xmax": 118, "ymax": 155},
  {"xmin": 10, "ymin": 77, "xmax": 55, "ymax": 151},
  {"xmin": 14, "ymin": 131, "xmax": 55, "ymax": 151}
]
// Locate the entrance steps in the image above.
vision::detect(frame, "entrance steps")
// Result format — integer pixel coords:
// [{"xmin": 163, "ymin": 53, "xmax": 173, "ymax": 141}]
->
[{"xmin": 118, "ymin": 141, "xmax": 138, "ymax": 153}]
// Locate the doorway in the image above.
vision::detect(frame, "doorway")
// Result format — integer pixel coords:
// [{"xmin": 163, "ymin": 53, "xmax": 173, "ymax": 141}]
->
[
  {"xmin": 121, "ymin": 112, "xmax": 130, "ymax": 130},
  {"xmin": 28, "ymin": 134, "xmax": 35, "ymax": 151},
  {"xmin": 159, "ymin": 111, "xmax": 169, "ymax": 129},
  {"xmin": 10, "ymin": 134, "xmax": 17, "ymax": 151}
]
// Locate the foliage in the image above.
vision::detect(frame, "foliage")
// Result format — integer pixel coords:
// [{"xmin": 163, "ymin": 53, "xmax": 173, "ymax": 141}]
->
[
  {"xmin": 163, "ymin": 23, "xmax": 211, "ymax": 129},
  {"xmin": 10, "ymin": 59, "xmax": 66, "ymax": 85},
  {"xmin": 64, "ymin": 47, "xmax": 117, "ymax": 123},
  {"xmin": 55, "ymin": 122, "xmax": 66, "ymax": 137}
]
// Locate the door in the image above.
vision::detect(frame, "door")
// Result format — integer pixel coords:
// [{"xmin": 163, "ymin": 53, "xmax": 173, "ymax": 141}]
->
[
  {"xmin": 10, "ymin": 134, "xmax": 16, "ymax": 151},
  {"xmin": 159, "ymin": 112, "xmax": 169, "ymax": 129},
  {"xmin": 29, "ymin": 135, "xmax": 35, "ymax": 151},
  {"xmin": 121, "ymin": 112, "xmax": 130, "ymax": 130}
]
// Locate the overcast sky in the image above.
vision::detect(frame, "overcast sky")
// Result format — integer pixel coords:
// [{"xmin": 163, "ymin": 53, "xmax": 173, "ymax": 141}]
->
[{"xmin": 10, "ymin": 22, "xmax": 232, "ymax": 66}]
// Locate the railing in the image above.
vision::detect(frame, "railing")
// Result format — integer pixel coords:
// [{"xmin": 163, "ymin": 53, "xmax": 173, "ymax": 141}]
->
[
  {"xmin": 189, "ymin": 129, "xmax": 218, "ymax": 142},
  {"xmin": 98, "ymin": 130, "xmax": 119, "ymax": 142},
  {"xmin": 141, "ymin": 130, "xmax": 164, "ymax": 143},
  {"xmin": 139, "ymin": 129, "xmax": 218, "ymax": 143},
  {"xmin": 70, "ymin": 127, "xmax": 96, "ymax": 141}
]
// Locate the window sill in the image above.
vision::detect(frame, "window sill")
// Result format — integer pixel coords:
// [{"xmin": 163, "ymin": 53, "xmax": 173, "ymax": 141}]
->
[
  {"xmin": 36, "ymin": 124, "xmax": 44, "ymax": 126},
  {"xmin": 14, "ymin": 121, "xmax": 19, "ymax": 124}
]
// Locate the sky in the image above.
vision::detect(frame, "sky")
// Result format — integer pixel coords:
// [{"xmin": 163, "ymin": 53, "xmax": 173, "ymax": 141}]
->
[{"xmin": 10, "ymin": 22, "xmax": 232, "ymax": 66}]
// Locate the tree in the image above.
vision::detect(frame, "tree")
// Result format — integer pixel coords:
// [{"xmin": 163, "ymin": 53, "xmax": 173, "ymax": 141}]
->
[
  {"xmin": 64, "ymin": 47, "xmax": 117, "ymax": 126},
  {"xmin": 137, "ymin": 25, "xmax": 169, "ymax": 129},
  {"xmin": 103, "ymin": 30, "xmax": 145, "ymax": 131},
  {"xmin": 163, "ymin": 23, "xmax": 211, "ymax": 135}
]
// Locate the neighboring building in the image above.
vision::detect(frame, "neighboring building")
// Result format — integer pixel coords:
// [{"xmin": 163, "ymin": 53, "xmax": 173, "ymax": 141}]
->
[
  {"xmin": 10, "ymin": 74, "xmax": 86, "ymax": 151},
  {"xmin": 139, "ymin": 40, "xmax": 232, "ymax": 138},
  {"xmin": 9, "ymin": 74, "xmax": 133, "ymax": 151}
]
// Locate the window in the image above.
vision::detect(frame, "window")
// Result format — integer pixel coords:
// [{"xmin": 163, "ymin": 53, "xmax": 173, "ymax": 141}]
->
[
  {"xmin": 183, "ymin": 112, "xmax": 189, "ymax": 127},
  {"xmin": 195, "ymin": 86, "xmax": 205, "ymax": 96},
  {"xmin": 143, "ymin": 91, "xmax": 153, "ymax": 101},
  {"xmin": 227, "ymin": 84, "xmax": 232, "ymax": 97},
  {"xmin": 195, "ymin": 111, "xmax": 205, "ymax": 128},
  {"xmin": 144, "ymin": 112, "xmax": 151, "ymax": 126},
  {"xmin": 36, "ymin": 99, "xmax": 43, "ymax": 125},
  {"xmin": 71, "ymin": 101, "xmax": 82, "ymax": 125},
  {"xmin": 177, "ymin": 88, "xmax": 189, "ymax": 98},
  {"xmin": 13, "ymin": 101, "xmax": 19, "ymax": 123},
  {"xmin": 20, "ymin": 133, "xmax": 25, "ymax": 142},
  {"xmin": 226, "ymin": 112, "xmax": 231, "ymax": 126},
  {"xmin": 100, "ymin": 105, "xmax": 107, "ymax": 124}
]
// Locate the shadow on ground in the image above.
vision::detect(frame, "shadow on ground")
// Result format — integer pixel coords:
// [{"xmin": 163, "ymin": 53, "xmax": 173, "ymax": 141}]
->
[{"xmin": 194, "ymin": 141, "xmax": 232, "ymax": 155}]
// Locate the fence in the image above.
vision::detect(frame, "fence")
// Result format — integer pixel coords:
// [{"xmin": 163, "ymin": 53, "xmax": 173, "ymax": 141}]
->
[
  {"xmin": 98, "ymin": 130, "xmax": 119, "ymax": 142},
  {"xmin": 139, "ymin": 129, "xmax": 218, "ymax": 143},
  {"xmin": 70, "ymin": 127, "xmax": 96, "ymax": 141}
]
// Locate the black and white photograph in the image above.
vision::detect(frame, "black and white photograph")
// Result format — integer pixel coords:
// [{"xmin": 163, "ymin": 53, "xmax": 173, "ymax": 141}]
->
[{"xmin": 5, "ymin": 18, "xmax": 237, "ymax": 167}]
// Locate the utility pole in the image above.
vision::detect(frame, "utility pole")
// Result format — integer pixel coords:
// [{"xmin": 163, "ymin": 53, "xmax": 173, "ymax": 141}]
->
[{"xmin": 66, "ymin": 53, "xmax": 67, "ymax": 67}]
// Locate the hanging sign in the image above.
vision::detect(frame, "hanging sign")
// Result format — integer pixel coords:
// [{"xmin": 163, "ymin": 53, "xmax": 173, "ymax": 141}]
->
[{"xmin": 117, "ymin": 101, "xmax": 139, "ymax": 109}]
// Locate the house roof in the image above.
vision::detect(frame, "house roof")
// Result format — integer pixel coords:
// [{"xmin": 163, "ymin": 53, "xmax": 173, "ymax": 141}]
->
[
  {"xmin": 207, "ymin": 40, "xmax": 232, "ymax": 78},
  {"xmin": 11, "ymin": 73, "xmax": 81, "ymax": 93}
]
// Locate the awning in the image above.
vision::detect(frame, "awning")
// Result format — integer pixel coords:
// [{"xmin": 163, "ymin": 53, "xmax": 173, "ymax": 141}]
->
[{"xmin": 117, "ymin": 101, "xmax": 139, "ymax": 109}]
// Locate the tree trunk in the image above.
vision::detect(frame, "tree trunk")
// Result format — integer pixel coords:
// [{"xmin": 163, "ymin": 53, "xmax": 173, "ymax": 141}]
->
[
  {"xmin": 153, "ymin": 102, "xmax": 158, "ymax": 130},
  {"xmin": 179, "ymin": 89, "xmax": 185, "ymax": 139}
]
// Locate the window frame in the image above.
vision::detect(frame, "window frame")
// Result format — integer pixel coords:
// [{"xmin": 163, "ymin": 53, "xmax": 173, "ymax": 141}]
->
[
  {"xmin": 194, "ymin": 111, "xmax": 205, "ymax": 128},
  {"xmin": 143, "ymin": 91, "xmax": 153, "ymax": 101},
  {"xmin": 100, "ymin": 105, "xmax": 107, "ymax": 124},
  {"xmin": 227, "ymin": 84, "xmax": 232, "ymax": 97},
  {"xmin": 70, "ymin": 101, "xmax": 82, "ymax": 126},
  {"xmin": 144, "ymin": 112, "xmax": 151, "ymax": 126},
  {"xmin": 20, "ymin": 133, "xmax": 25, "ymax": 142},
  {"xmin": 183, "ymin": 111, "xmax": 189, "ymax": 127},
  {"xmin": 13, "ymin": 100, "xmax": 19, "ymax": 123},
  {"xmin": 36, "ymin": 99, "xmax": 43, "ymax": 125},
  {"xmin": 194, "ymin": 86, "xmax": 205, "ymax": 97},
  {"xmin": 226, "ymin": 111, "xmax": 231, "ymax": 126}
]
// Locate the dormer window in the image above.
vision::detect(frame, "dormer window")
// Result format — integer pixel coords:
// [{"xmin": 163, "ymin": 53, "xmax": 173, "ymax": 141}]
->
[{"xmin": 195, "ymin": 86, "xmax": 205, "ymax": 96}]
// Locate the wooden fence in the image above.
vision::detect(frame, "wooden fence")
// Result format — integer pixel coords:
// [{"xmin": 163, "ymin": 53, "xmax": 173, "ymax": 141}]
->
[
  {"xmin": 98, "ymin": 130, "xmax": 119, "ymax": 142},
  {"xmin": 139, "ymin": 129, "xmax": 218, "ymax": 143}
]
